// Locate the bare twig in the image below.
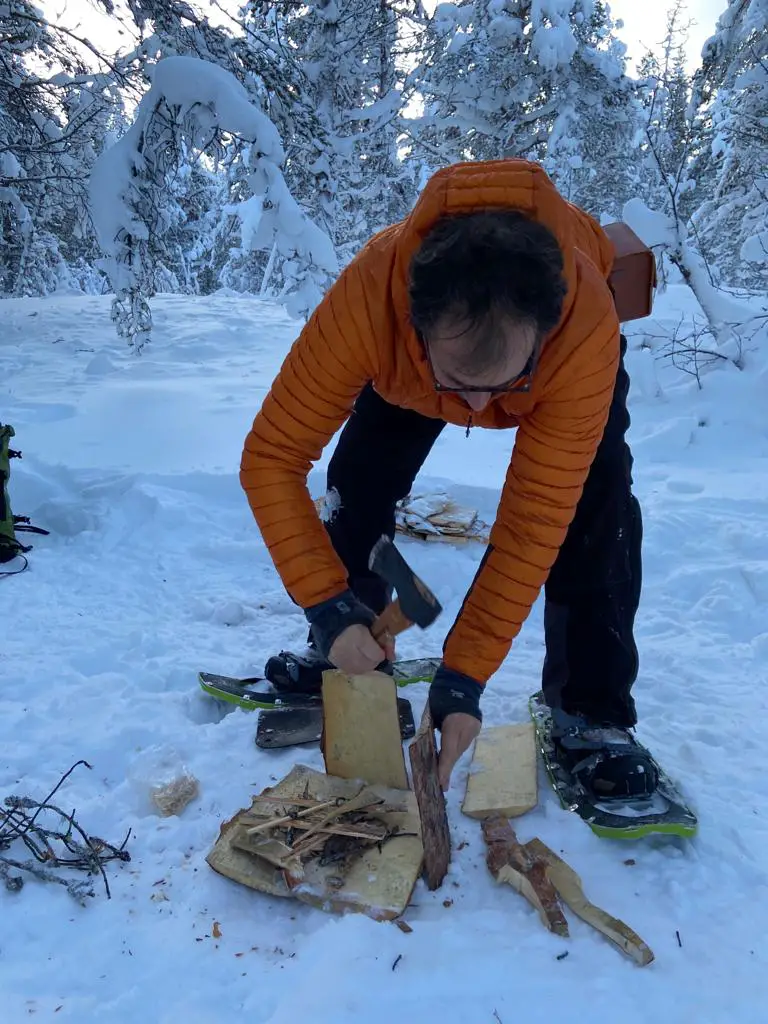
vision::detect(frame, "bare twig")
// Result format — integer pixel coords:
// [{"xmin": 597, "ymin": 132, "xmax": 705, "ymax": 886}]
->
[{"xmin": 0, "ymin": 762, "xmax": 131, "ymax": 901}]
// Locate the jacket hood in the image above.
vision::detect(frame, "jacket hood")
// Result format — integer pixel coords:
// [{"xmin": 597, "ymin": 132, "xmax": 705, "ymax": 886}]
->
[{"xmin": 391, "ymin": 159, "xmax": 612, "ymax": 376}]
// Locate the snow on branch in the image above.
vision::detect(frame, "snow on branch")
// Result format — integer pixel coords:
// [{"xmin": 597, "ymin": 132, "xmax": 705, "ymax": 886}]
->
[
  {"xmin": 89, "ymin": 55, "xmax": 338, "ymax": 351},
  {"xmin": 623, "ymin": 195, "xmax": 756, "ymax": 372}
]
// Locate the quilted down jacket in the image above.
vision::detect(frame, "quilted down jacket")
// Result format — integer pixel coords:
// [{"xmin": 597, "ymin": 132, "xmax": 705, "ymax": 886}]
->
[{"xmin": 240, "ymin": 158, "xmax": 620, "ymax": 686}]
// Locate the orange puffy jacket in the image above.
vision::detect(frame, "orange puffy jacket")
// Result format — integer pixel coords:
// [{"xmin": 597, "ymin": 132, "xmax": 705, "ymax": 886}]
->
[{"xmin": 241, "ymin": 159, "xmax": 620, "ymax": 686}]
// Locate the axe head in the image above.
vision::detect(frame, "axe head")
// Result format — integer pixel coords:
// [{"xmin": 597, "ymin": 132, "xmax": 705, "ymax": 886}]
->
[{"xmin": 368, "ymin": 535, "xmax": 442, "ymax": 629}]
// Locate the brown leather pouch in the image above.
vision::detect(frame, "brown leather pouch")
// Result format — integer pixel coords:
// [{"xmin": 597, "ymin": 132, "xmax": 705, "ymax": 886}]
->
[{"xmin": 604, "ymin": 222, "xmax": 657, "ymax": 322}]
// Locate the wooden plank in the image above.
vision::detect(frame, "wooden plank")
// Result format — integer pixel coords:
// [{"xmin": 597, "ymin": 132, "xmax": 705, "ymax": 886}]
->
[
  {"xmin": 462, "ymin": 723, "xmax": 538, "ymax": 820},
  {"xmin": 524, "ymin": 838, "xmax": 655, "ymax": 966},
  {"xmin": 206, "ymin": 764, "xmax": 424, "ymax": 921},
  {"xmin": 408, "ymin": 704, "xmax": 451, "ymax": 890},
  {"xmin": 321, "ymin": 669, "xmax": 409, "ymax": 790},
  {"xmin": 481, "ymin": 815, "xmax": 568, "ymax": 936}
]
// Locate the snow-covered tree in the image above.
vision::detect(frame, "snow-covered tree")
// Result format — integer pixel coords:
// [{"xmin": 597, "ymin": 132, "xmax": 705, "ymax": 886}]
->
[
  {"xmin": 240, "ymin": 0, "xmax": 423, "ymax": 269},
  {"xmin": 0, "ymin": 0, "xmax": 128, "ymax": 295},
  {"xmin": 689, "ymin": 0, "xmax": 767, "ymax": 290},
  {"xmin": 89, "ymin": 55, "xmax": 338, "ymax": 350},
  {"xmin": 631, "ymin": 1, "xmax": 703, "ymax": 288},
  {"xmin": 542, "ymin": 0, "xmax": 643, "ymax": 219},
  {"xmin": 408, "ymin": 0, "xmax": 639, "ymax": 219}
]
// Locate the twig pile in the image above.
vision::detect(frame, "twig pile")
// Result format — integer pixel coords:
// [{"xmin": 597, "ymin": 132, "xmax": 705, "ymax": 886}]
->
[
  {"xmin": 0, "ymin": 760, "xmax": 131, "ymax": 903},
  {"xmin": 231, "ymin": 786, "xmax": 405, "ymax": 887}
]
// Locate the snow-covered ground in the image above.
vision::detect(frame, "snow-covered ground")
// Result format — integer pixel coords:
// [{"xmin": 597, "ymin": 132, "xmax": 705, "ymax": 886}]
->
[{"xmin": 2, "ymin": 288, "xmax": 768, "ymax": 1022}]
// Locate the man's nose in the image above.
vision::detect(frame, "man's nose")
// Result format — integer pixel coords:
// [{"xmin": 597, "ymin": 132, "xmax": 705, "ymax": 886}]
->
[{"xmin": 462, "ymin": 390, "xmax": 493, "ymax": 412}]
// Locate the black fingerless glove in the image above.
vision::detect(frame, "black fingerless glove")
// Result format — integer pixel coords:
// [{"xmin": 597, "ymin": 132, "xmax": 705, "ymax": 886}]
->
[
  {"xmin": 428, "ymin": 664, "xmax": 484, "ymax": 730},
  {"xmin": 304, "ymin": 589, "xmax": 377, "ymax": 660}
]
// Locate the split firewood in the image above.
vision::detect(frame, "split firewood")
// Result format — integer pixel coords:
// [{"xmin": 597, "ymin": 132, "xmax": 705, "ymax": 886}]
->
[
  {"xmin": 234, "ymin": 787, "xmax": 397, "ymax": 874},
  {"xmin": 207, "ymin": 765, "xmax": 424, "ymax": 920},
  {"xmin": 249, "ymin": 818, "xmax": 391, "ymax": 842},
  {"xmin": 244, "ymin": 796, "xmax": 349, "ymax": 834},
  {"xmin": 462, "ymin": 724, "xmax": 538, "ymax": 820},
  {"xmin": 481, "ymin": 816, "xmax": 568, "ymax": 937},
  {"xmin": 524, "ymin": 839, "xmax": 654, "ymax": 967},
  {"xmin": 230, "ymin": 831, "xmax": 304, "ymax": 877},
  {"xmin": 408, "ymin": 705, "xmax": 451, "ymax": 890},
  {"xmin": 289, "ymin": 791, "xmax": 385, "ymax": 854},
  {"xmin": 322, "ymin": 670, "xmax": 409, "ymax": 790}
]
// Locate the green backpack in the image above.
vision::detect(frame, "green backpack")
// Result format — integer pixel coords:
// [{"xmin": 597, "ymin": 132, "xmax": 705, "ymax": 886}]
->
[{"xmin": 1, "ymin": 423, "xmax": 48, "ymax": 576}]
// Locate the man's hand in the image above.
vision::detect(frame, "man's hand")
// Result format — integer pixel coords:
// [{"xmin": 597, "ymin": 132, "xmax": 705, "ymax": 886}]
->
[
  {"xmin": 328, "ymin": 623, "xmax": 395, "ymax": 675},
  {"xmin": 428, "ymin": 664, "xmax": 484, "ymax": 788},
  {"xmin": 437, "ymin": 712, "xmax": 482, "ymax": 790}
]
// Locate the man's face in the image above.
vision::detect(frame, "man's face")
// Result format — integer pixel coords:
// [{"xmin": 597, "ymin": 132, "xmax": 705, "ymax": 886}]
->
[{"xmin": 425, "ymin": 319, "xmax": 537, "ymax": 412}]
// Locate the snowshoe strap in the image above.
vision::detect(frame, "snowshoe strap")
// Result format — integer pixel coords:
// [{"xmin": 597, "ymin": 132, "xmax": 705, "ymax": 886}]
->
[
  {"xmin": 14, "ymin": 516, "xmax": 50, "ymax": 537},
  {"xmin": 550, "ymin": 708, "xmax": 635, "ymax": 753}
]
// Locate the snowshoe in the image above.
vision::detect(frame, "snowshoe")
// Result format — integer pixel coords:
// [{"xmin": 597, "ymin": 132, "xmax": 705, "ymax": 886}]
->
[
  {"xmin": 529, "ymin": 691, "xmax": 697, "ymax": 840},
  {"xmin": 262, "ymin": 650, "xmax": 440, "ymax": 694},
  {"xmin": 199, "ymin": 659, "xmax": 438, "ymax": 750}
]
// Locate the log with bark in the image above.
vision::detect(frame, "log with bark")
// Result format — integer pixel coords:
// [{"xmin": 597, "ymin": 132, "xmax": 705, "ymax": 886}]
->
[
  {"xmin": 482, "ymin": 815, "xmax": 568, "ymax": 936},
  {"xmin": 480, "ymin": 816, "xmax": 655, "ymax": 966},
  {"xmin": 525, "ymin": 838, "xmax": 655, "ymax": 967},
  {"xmin": 408, "ymin": 704, "xmax": 451, "ymax": 890}
]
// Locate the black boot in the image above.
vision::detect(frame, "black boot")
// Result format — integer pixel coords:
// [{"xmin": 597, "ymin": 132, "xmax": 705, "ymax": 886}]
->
[
  {"xmin": 265, "ymin": 576, "xmax": 395, "ymax": 694},
  {"xmin": 550, "ymin": 708, "xmax": 659, "ymax": 800}
]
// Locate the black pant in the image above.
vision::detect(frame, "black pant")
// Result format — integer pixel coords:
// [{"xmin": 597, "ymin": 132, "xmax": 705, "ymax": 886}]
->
[{"xmin": 321, "ymin": 335, "xmax": 641, "ymax": 727}]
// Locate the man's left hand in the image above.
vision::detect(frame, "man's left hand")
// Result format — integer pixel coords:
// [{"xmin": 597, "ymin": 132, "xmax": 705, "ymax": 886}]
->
[
  {"xmin": 437, "ymin": 712, "xmax": 482, "ymax": 790},
  {"xmin": 428, "ymin": 664, "xmax": 484, "ymax": 789}
]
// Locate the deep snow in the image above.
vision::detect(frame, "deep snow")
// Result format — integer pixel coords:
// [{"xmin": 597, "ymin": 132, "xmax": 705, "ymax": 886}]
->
[{"xmin": 2, "ymin": 287, "xmax": 768, "ymax": 1022}]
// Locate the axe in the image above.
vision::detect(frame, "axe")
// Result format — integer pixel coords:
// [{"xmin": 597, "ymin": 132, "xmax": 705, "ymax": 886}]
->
[
  {"xmin": 368, "ymin": 534, "xmax": 450, "ymax": 889},
  {"xmin": 368, "ymin": 534, "xmax": 442, "ymax": 642}
]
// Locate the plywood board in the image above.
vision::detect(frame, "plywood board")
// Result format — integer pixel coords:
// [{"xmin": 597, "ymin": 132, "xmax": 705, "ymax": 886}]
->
[
  {"xmin": 321, "ymin": 669, "xmax": 409, "ymax": 790},
  {"xmin": 462, "ymin": 723, "xmax": 538, "ymax": 820},
  {"xmin": 206, "ymin": 765, "xmax": 424, "ymax": 921}
]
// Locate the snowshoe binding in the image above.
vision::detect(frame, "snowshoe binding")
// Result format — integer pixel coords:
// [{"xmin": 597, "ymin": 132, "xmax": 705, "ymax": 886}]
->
[{"xmin": 529, "ymin": 691, "xmax": 697, "ymax": 839}]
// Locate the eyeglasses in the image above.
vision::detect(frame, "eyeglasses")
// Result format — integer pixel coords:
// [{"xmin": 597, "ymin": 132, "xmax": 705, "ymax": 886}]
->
[{"xmin": 422, "ymin": 335, "xmax": 542, "ymax": 395}]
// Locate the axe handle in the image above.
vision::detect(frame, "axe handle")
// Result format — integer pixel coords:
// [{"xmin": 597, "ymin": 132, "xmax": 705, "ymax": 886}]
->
[{"xmin": 371, "ymin": 599, "xmax": 413, "ymax": 642}]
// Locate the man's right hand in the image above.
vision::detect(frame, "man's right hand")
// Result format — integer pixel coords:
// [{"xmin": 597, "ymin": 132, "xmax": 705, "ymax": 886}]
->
[{"xmin": 328, "ymin": 623, "xmax": 395, "ymax": 675}]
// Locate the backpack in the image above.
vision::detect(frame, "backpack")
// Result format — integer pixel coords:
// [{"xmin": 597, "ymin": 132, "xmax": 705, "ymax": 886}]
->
[{"xmin": 0, "ymin": 423, "xmax": 49, "ymax": 577}]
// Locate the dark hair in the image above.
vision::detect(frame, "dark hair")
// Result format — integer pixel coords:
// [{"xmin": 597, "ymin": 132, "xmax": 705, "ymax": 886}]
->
[{"xmin": 408, "ymin": 209, "xmax": 567, "ymax": 373}]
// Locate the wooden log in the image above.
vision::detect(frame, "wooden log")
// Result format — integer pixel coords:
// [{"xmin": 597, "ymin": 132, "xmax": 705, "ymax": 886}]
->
[
  {"xmin": 321, "ymin": 669, "xmax": 409, "ymax": 790},
  {"xmin": 524, "ymin": 838, "xmax": 655, "ymax": 967},
  {"xmin": 408, "ymin": 704, "xmax": 451, "ymax": 890},
  {"xmin": 481, "ymin": 815, "xmax": 568, "ymax": 937},
  {"xmin": 462, "ymin": 723, "xmax": 538, "ymax": 820}
]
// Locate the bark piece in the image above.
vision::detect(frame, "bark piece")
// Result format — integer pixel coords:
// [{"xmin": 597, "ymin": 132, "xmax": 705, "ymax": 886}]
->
[
  {"xmin": 524, "ymin": 838, "xmax": 655, "ymax": 967},
  {"xmin": 206, "ymin": 765, "xmax": 424, "ymax": 921},
  {"xmin": 408, "ymin": 704, "xmax": 451, "ymax": 890},
  {"xmin": 481, "ymin": 815, "xmax": 568, "ymax": 937},
  {"xmin": 321, "ymin": 669, "xmax": 409, "ymax": 790},
  {"xmin": 462, "ymin": 724, "xmax": 538, "ymax": 820}
]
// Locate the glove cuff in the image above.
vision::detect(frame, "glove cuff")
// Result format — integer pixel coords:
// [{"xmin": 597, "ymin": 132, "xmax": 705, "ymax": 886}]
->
[
  {"xmin": 428, "ymin": 665, "xmax": 484, "ymax": 730},
  {"xmin": 304, "ymin": 589, "xmax": 376, "ymax": 659}
]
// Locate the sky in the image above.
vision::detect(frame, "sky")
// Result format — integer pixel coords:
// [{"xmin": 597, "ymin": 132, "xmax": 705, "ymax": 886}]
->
[
  {"xmin": 605, "ymin": 0, "xmax": 726, "ymax": 70},
  {"xmin": 46, "ymin": 0, "xmax": 727, "ymax": 75}
]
